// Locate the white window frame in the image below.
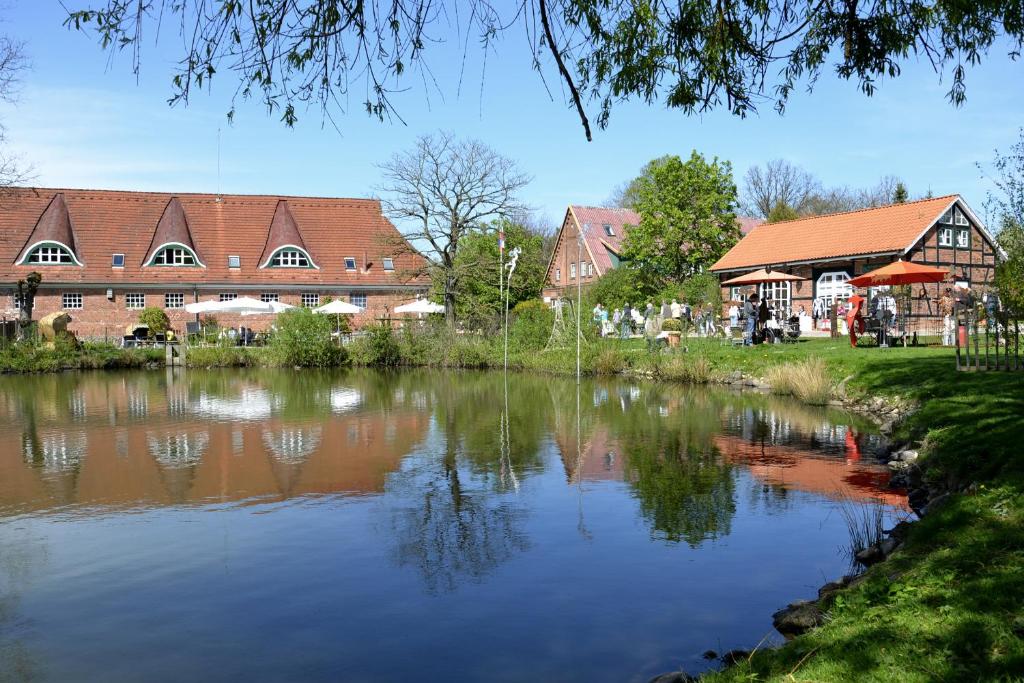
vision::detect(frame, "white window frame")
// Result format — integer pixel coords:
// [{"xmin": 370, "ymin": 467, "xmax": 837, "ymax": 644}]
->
[
  {"xmin": 62, "ymin": 292, "xmax": 83, "ymax": 310},
  {"xmin": 954, "ymin": 207, "xmax": 968, "ymax": 226},
  {"xmin": 759, "ymin": 281, "xmax": 792, "ymax": 315},
  {"xmin": 301, "ymin": 292, "xmax": 320, "ymax": 308},
  {"xmin": 956, "ymin": 228, "xmax": 970, "ymax": 249},
  {"xmin": 555, "ymin": 268, "xmax": 561, "ymax": 282},
  {"xmin": 227, "ymin": 255, "xmax": 241, "ymax": 269},
  {"xmin": 260, "ymin": 292, "xmax": 279, "ymax": 303},
  {"xmin": 149, "ymin": 244, "xmax": 201, "ymax": 267},
  {"xmin": 570, "ymin": 263, "xmax": 576, "ymax": 279},
  {"xmin": 344, "ymin": 257, "xmax": 357, "ymax": 271},
  {"xmin": 219, "ymin": 293, "xmax": 237, "ymax": 302},
  {"xmin": 269, "ymin": 248, "xmax": 312, "ymax": 268},
  {"xmin": 382, "ymin": 257, "xmax": 395, "ymax": 271},
  {"xmin": 125, "ymin": 292, "xmax": 146, "ymax": 310},
  {"xmin": 24, "ymin": 242, "xmax": 78, "ymax": 265},
  {"xmin": 940, "ymin": 209, "xmax": 954, "ymax": 224},
  {"xmin": 815, "ymin": 271, "xmax": 853, "ymax": 305},
  {"xmin": 164, "ymin": 293, "xmax": 185, "ymax": 309},
  {"xmin": 350, "ymin": 293, "xmax": 367, "ymax": 309},
  {"xmin": 112, "ymin": 253, "xmax": 125, "ymax": 268},
  {"xmin": 938, "ymin": 227, "xmax": 954, "ymax": 247},
  {"xmin": 603, "ymin": 223, "xmax": 614, "ymax": 237}
]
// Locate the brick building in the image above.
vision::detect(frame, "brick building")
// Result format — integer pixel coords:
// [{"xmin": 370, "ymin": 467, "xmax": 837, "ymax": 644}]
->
[
  {"xmin": 710, "ymin": 195, "xmax": 1003, "ymax": 333},
  {"xmin": 542, "ymin": 205, "xmax": 762, "ymax": 300},
  {"xmin": 0, "ymin": 188, "xmax": 429, "ymax": 339}
]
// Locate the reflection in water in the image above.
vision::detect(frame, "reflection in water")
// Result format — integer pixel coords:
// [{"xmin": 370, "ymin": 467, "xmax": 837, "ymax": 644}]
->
[{"xmin": 0, "ymin": 369, "xmax": 904, "ymax": 683}]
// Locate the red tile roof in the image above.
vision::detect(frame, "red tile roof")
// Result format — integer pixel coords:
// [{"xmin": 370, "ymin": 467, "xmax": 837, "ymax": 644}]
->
[
  {"xmin": 16, "ymin": 193, "xmax": 80, "ymax": 264},
  {"xmin": 569, "ymin": 205, "xmax": 639, "ymax": 274},
  {"xmin": 1, "ymin": 188, "xmax": 428, "ymax": 288},
  {"xmin": 145, "ymin": 197, "xmax": 201, "ymax": 266},
  {"xmin": 259, "ymin": 200, "xmax": 311, "ymax": 267},
  {"xmin": 711, "ymin": 195, "xmax": 961, "ymax": 272}
]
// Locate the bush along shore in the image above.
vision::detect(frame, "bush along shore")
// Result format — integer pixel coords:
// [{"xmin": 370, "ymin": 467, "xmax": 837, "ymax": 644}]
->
[{"xmin": 3, "ymin": 321, "xmax": 1021, "ymax": 681}]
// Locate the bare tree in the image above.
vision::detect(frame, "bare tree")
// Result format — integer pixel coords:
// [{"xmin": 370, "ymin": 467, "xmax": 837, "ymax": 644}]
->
[
  {"xmin": 378, "ymin": 132, "xmax": 530, "ymax": 326},
  {"xmin": 0, "ymin": 34, "xmax": 31, "ymax": 189},
  {"xmin": 742, "ymin": 160, "xmax": 820, "ymax": 218}
]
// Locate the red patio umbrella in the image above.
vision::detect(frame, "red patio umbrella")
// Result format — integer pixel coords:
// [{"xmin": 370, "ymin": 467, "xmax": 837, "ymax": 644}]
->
[
  {"xmin": 848, "ymin": 260, "xmax": 950, "ymax": 287},
  {"xmin": 720, "ymin": 268, "xmax": 806, "ymax": 286}
]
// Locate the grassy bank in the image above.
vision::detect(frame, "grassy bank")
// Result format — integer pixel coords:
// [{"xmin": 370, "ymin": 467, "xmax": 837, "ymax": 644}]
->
[{"xmin": 0, "ymin": 341, "xmax": 164, "ymax": 373}]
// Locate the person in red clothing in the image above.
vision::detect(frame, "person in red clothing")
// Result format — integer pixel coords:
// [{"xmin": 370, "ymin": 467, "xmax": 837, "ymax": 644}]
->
[{"xmin": 846, "ymin": 294, "xmax": 866, "ymax": 347}]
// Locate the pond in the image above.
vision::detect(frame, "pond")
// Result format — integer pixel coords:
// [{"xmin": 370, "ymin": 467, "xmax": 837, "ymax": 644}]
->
[{"xmin": 0, "ymin": 369, "xmax": 905, "ymax": 682}]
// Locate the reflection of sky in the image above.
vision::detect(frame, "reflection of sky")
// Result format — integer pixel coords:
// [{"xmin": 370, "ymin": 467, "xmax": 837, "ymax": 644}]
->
[{"xmin": 330, "ymin": 388, "xmax": 363, "ymax": 414}]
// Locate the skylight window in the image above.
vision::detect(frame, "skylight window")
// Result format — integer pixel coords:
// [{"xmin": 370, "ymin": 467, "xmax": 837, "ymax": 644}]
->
[
  {"xmin": 603, "ymin": 223, "xmax": 614, "ymax": 237},
  {"xmin": 112, "ymin": 253, "xmax": 125, "ymax": 268},
  {"xmin": 228, "ymin": 255, "xmax": 241, "ymax": 268},
  {"xmin": 344, "ymin": 257, "xmax": 357, "ymax": 271},
  {"xmin": 382, "ymin": 257, "xmax": 395, "ymax": 271}
]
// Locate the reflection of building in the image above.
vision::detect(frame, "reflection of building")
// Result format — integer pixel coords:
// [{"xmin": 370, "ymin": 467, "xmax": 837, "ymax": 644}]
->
[
  {"xmin": 554, "ymin": 424, "xmax": 625, "ymax": 483},
  {"xmin": 713, "ymin": 435, "xmax": 906, "ymax": 507},
  {"xmin": 0, "ymin": 379, "xmax": 430, "ymax": 514}
]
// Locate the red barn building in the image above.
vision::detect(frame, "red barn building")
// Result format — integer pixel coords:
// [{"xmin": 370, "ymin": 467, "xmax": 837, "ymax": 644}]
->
[
  {"xmin": 710, "ymin": 195, "xmax": 1003, "ymax": 332},
  {"xmin": 0, "ymin": 188, "xmax": 428, "ymax": 339}
]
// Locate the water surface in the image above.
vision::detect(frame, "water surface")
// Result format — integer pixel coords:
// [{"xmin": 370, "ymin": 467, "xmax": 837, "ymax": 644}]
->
[{"xmin": 0, "ymin": 369, "xmax": 903, "ymax": 682}]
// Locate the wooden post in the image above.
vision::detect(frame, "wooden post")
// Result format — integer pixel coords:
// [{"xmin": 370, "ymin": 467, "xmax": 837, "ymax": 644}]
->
[
  {"xmin": 955, "ymin": 308, "xmax": 961, "ymax": 371},
  {"xmin": 974, "ymin": 314, "xmax": 980, "ymax": 371}
]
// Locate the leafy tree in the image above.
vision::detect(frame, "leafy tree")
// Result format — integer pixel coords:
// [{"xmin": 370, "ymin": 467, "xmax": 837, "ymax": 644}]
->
[
  {"xmin": 137, "ymin": 306, "xmax": 170, "ymax": 335},
  {"xmin": 434, "ymin": 219, "xmax": 546, "ymax": 330},
  {"xmin": 982, "ymin": 129, "xmax": 1024, "ymax": 314},
  {"xmin": 621, "ymin": 152, "xmax": 739, "ymax": 280},
  {"xmin": 766, "ymin": 201, "xmax": 800, "ymax": 223},
  {"xmin": 587, "ymin": 264, "xmax": 664, "ymax": 311},
  {"xmin": 64, "ymin": 2, "xmax": 1024, "ymax": 139},
  {"xmin": 378, "ymin": 132, "xmax": 530, "ymax": 326}
]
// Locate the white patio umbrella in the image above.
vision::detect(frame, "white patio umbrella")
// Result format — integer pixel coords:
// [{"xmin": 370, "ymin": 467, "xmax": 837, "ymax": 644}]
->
[
  {"xmin": 313, "ymin": 300, "xmax": 362, "ymax": 315},
  {"xmin": 185, "ymin": 296, "xmax": 274, "ymax": 315},
  {"xmin": 394, "ymin": 299, "xmax": 444, "ymax": 314},
  {"xmin": 241, "ymin": 301, "xmax": 296, "ymax": 316}
]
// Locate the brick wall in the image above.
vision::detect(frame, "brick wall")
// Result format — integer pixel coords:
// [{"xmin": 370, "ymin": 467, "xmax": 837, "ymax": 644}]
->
[
  {"xmin": 545, "ymin": 212, "xmax": 599, "ymax": 295},
  {"xmin": 4, "ymin": 287, "xmax": 425, "ymax": 340}
]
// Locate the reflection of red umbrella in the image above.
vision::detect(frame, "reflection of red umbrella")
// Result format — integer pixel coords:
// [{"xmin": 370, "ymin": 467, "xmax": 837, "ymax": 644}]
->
[
  {"xmin": 849, "ymin": 260, "xmax": 949, "ymax": 287},
  {"xmin": 721, "ymin": 268, "xmax": 806, "ymax": 286}
]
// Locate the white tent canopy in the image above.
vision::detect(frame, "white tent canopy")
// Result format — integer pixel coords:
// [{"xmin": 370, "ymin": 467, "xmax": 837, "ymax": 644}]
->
[
  {"xmin": 394, "ymin": 299, "xmax": 444, "ymax": 314},
  {"xmin": 313, "ymin": 300, "xmax": 362, "ymax": 315},
  {"xmin": 185, "ymin": 296, "xmax": 276, "ymax": 315}
]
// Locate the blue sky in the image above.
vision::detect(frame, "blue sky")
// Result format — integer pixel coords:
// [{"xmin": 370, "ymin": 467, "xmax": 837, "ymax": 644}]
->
[{"xmin": 1, "ymin": 2, "xmax": 1021, "ymax": 230}]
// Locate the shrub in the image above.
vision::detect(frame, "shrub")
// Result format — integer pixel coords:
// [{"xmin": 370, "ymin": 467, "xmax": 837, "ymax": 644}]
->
[
  {"xmin": 592, "ymin": 348, "xmax": 626, "ymax": 374},
  {"xmin": 508, "ymin": 300, "xmax": 554, "ymax": 351},
  {"xmin": 138, "ymin": 307, "xmax": 171, "ymax": 335},
  {"xmin": 764, "ymin": 356, "xmax": 833, "ymax": 405},
  {"xmin": 186, "ymin": 346, "xmax": 259, "ymax": 368},
  {"xmin": 268, "ymin": 308, "xmax": 347, "ymax": 367},
  {"xmin": 351, "ymin": 324, "xmax": 402, "ymax": 366},
  {"xmin": 661, "ymin": 318, "xmax": 682, "ymax": 332}
]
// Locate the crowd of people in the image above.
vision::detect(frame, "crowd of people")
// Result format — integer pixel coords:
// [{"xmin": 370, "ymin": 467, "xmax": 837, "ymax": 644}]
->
[{"xmin": 591, "ymin": 299, "xmax": 737, "ymax": 341}]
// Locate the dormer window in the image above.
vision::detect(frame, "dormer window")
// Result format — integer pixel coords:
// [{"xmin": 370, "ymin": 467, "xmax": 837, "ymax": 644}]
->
[
  {"xmin": 148, "ymin": 244, "xmax": 201, "ymax": 267},
  {"xmin": 603, "ymin": 223, "xmax": 614, "ymax": 237},
  {"xmin": 266, "ymin": 247, "xmax": 314, "ymax": 268},
  {"xmin": 20, "ymin": 242, "xmax": 81, "ymax": 266}
]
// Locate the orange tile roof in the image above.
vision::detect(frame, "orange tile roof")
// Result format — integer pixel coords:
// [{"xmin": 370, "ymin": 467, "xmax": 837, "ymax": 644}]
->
[
  {"xmin": 711, "ymin": 195, "xmax": 960, "ymax": 272},
  {"xmin": 1, "ymin": 187, "xmax": 428, "ymax": 287}
]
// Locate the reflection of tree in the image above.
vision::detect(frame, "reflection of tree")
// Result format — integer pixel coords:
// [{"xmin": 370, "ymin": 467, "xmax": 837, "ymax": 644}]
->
[{"xmin": 385, "ymin": 383, "xmax": 531, "ymax": 592}]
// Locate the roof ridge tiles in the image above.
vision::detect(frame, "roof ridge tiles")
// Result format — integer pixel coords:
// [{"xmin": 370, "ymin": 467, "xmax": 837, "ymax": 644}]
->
[{"xmin": 758, "ymin": 194, "xmax": 959, "ymax": 227}]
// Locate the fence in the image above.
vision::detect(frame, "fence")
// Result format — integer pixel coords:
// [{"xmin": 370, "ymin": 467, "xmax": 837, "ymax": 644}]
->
[{"xmin": 954, "ymin": 306, "xmax": 1022, "ymax": 372}]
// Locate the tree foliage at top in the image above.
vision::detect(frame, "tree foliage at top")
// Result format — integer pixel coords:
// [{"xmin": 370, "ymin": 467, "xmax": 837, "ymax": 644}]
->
[
  {"xmin": 983, "ymin": 128, "xmax": 1024, "ymax": 314},
  {"xmin": 621, "ymin": 152, "xmax": 740, "ymax": 281},
  {"xmin": 64, "ymin": 1, "xmax": 1024, "ymax": 139},
  {"xmin": 434, "ymin": 218, "xmax": 548, "ymax": 331}
]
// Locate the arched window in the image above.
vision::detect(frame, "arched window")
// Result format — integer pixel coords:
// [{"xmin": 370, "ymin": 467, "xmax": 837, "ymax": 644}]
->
[
  {"xmin": 20, "ymin": 242, "xmax": 81, "ymax": 266},
  {"xmin": 816, "ymin": 271, "xmax": 852, "ymax": 304},
  {"xmin": 267, "ymin": 247, "xmax": 315, "ymax": 268},
  {"xmin": 148, "ymin": 244, "xmax": 201, "ymax": 266}
]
